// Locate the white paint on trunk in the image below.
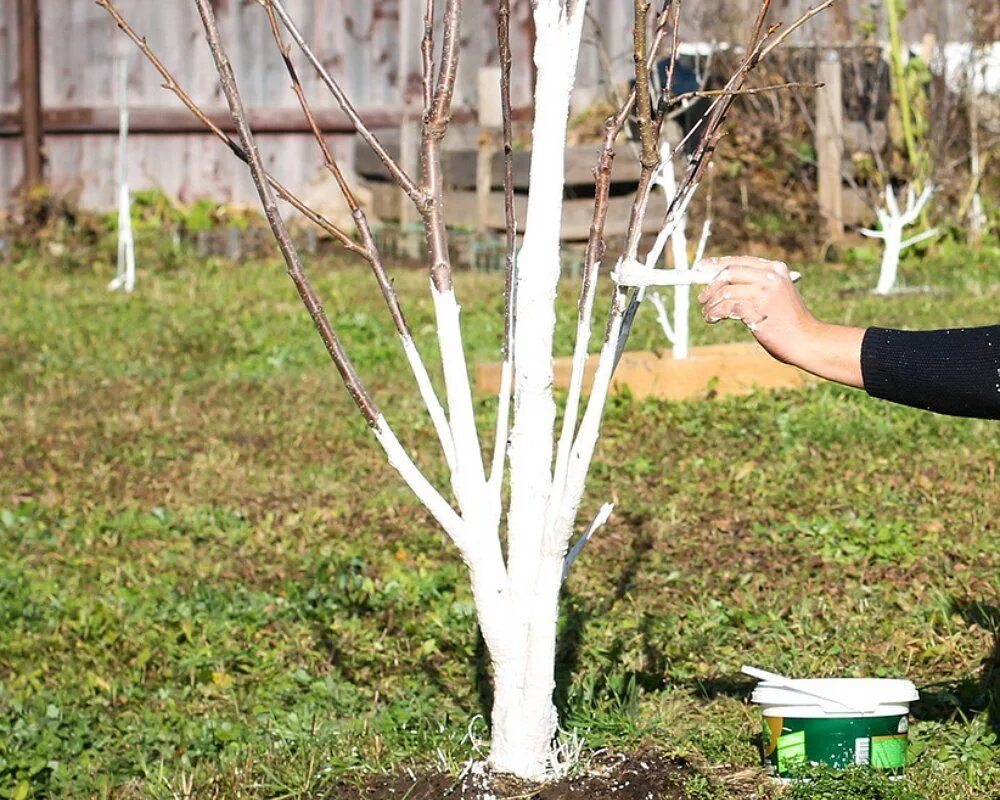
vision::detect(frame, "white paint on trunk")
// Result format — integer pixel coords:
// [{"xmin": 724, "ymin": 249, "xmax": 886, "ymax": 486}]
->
[
  {"xmin": 491, "ymin": 0, "xmax": 589, "ymax": 779},
  {"xmin": 860, "ymin": 184, "xmax": 936, "ymax": 295},
  {"xmin": 506, "ymin": 1, "xmax": 587, "ymax": 625}
]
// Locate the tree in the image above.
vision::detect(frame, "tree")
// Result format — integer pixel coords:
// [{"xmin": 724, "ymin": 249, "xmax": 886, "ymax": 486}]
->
[{"xmin": 100, "ymin": 0, "xmax": 832, "ymax": 780}]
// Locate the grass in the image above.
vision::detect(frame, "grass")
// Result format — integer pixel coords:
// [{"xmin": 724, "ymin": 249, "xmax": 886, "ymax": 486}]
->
[{"xmin": 1, "ymin": 235, "xmax": 999, "ymax": 799}]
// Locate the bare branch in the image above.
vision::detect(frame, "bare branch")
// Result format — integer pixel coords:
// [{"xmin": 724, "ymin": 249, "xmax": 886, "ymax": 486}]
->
[
  {"xmin": 632, "ymin": 0, "xmax": 658, "ymax": 169},
  {"xmin": 669, "ymin": 80, "xmax": 823, "ymax": 105},
  {"xmin": 759, "ymin": 0, "xmax": 838, "ymax": 61},
  {"xmin": 661, "ymin": 0, "xmax": 683, "ymax": 113},
  {"xmin": 269, "ymin": 0, "xmax": 425, "ymax": 207},
  {"xmin": 428, "ymin": 0, "xmax": 463, "ymax": 132},
  {"xmin": 193, "ymin": 0, "xmax": 377, "ymax": 425},
  {"xmin": 421, "ymin": 0, "xmax": 436, "ymax": 113},
  {"xmin": 489, "ymin": 0, "xmax": 518, "ymax": 490},
  {"xmin": 95, "ymin": 0, "xmax": 363, "ymax": 255},
  {"xmin": 262, "ymin": 0, "xmax": 457, "ymax": 474}
]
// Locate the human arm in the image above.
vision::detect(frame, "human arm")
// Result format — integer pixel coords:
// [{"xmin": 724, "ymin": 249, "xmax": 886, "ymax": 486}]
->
[
  {"xmin": 696, "ymin": 255, "xmax": 1000, "ymax": 420},
  {"xmin": 695, "ymin": 256, "xmax": 865, "ymax": 387}
]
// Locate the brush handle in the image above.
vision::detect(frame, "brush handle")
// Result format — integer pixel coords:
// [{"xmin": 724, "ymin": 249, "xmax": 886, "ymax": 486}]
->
[
  {"xmin": 614, "ymin": 266, "xmax": 802, "ymax": 288},
  {"xmin": 742, "ymin": 665, "xmax": 864, "ymax": 712}
]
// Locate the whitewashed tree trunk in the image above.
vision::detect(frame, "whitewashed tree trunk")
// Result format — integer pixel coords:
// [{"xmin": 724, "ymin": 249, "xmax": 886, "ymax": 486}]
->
[
  {"xmin": 109, "ymin": 55, "xmax": 135, "ymax": 293},
  {"xmin": 860, "ymin": 184, "xmax": 937, "ymax": 295},
  {"xmin": 496, "ymin": 1, "xmax": 588, "ymax": 776},
  {"xmin": 647, "ymin": 146, "xmax": 712, "ymax": 359}
]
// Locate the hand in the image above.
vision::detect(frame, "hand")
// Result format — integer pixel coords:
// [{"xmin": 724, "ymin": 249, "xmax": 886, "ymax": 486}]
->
[{"xmin": 695, "ymin": 255, "xmax": 817, "ymax": 365}]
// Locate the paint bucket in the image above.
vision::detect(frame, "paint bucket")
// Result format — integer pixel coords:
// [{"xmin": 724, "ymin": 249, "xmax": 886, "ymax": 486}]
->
[{"xmin": 751, "ymin": 677, "xmax": 919, "ymax": 779}]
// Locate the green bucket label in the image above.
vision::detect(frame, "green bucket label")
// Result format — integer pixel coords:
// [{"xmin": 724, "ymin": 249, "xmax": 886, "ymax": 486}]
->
[
  {"xmin": 777, "ymin": 730, "xmax": 807, "ymax": 771},
  {"xmin": 871, "ymin": 735, "xmax": 908, "ymax": 769}
]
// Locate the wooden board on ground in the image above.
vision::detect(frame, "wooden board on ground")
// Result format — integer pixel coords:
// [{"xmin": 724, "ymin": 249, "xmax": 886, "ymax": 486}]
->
[{"xmin": 476, "ymin": 342, "xmax": 811, "ymax": 401}]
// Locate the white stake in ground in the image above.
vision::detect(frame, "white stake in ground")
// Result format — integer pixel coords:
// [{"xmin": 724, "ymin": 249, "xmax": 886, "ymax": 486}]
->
[
  {"xmin": 860, "ymin": 184, "xmax": 937, "ymax": 295},
  {"xmin": 108, "ymin": 54, "xmax": 136, "ymax": 293}
]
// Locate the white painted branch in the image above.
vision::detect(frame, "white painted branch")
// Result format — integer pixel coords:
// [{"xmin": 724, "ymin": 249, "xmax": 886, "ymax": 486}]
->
[
  {"xmin": 373, "ymin": 416, "xmax": 465, "ymax": 547},
  {"xmin": 643, "ymin": 185, "xmax": 698, "ymax": 269},
  {"xmin": 430, "ymin": 286, "xmax": 486, "ymax": 510},
  {"xmin": 551, "ymin": 256, "xmax": 603, "ymax": 516},
  {"xmin": 658, "ymin": 149, "xmax": 692, "ymax": 360},
  {"xmin": 648, "ymin": 290, "xmax": 676, "ymax": 343},
  {"xmin": 400, "ymin": 335, "xmax": 458, "ymax": 475},
  {"xmin": 900, "ymin": 228, "xmax": 939, "ymax": 250},
  {"xmin": 561, "ymin": 502, "xmax": 613, "ymax": 582},
  {"xmin": 550, "ymin": 304, "xmax": 625, "ymax": 557}
]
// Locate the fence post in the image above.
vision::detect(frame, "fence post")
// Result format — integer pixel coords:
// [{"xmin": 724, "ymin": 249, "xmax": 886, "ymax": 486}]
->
[
  {"xmin": 17, "ymin": 0, "xmax": 44, "ymax": 189},
  {"xmin": 816, "ymin": 50, "xmax": 844, "ymax": 240}
]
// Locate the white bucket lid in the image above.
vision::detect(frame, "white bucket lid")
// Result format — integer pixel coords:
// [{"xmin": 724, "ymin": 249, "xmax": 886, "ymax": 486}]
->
[{"xmin": 752, "ymin": 678, "xmax": 919, "ymax": 715}]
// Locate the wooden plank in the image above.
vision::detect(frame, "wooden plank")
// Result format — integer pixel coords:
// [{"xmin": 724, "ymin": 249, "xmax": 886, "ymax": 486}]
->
[
  {"xmin": 0, "ymin": 106, "xmax": 452, "ymax": 136},
  {"xmin": 356, "ymin": 131, "xmax": 645, "ymax": 189},
  {"xmin": 17, "ymin": 0, "xmax": 43, "ymax": 187},
  {"xmin": 367, "ymin": 182, "xmax": 669, "ymax": 240},
  {"xmin": 477, "ymin": 342, "xmax": 810, "ymax": 401}
]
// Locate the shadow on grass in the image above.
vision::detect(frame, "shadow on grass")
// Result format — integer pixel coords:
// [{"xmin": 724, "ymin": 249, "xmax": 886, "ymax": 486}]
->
[
  {"xmin": 553, "ymin": 514, "xmax": 659, "ymax": 718},
  {"xmin": 912, "ymin": 599, "xmax": 1000, "ymax": 733}
]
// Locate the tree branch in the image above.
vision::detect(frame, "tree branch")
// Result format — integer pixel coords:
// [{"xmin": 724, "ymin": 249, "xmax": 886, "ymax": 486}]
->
[
  {"xmin": 262, "ymin": 0, "xmax": 457, "ymax": 474},
  {"xmin": 190, "ymin": 0, "xmax": 462, "ymax": 541},
  {"xmin": 421, "ymin": 0, "xmax": 436, "ymax": 114},
  {"xmin": 269, "ymin": 0, "xmax": 426, "ymax": 207},
  {"xmin": 489, "ymin": 0, "xmax": 518, "ymax": 491},
  {"xmin": 95, "ymin": 0, "xmax": 363, "ymax": 255}
]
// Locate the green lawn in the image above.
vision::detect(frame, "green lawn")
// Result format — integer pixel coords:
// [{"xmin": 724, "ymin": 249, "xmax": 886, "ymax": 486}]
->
[{"xmin": 1, "ymin": 237, "xmax": 998, "ymax": 799}]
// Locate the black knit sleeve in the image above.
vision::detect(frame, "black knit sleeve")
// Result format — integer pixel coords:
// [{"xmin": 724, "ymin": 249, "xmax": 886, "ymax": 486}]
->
[{"xmin": 860, "ymin": 326, "xmax": 1000, "ymax": 420}]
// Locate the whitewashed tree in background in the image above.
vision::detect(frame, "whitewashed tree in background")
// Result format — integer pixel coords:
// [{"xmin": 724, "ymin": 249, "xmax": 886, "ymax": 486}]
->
[
  {"xmin": 860, "ymin": 183, "xmax": 937, "ymax": 295},
  {"xmin": 101, "ymin": 0, "xmax": 831, "ymax": 780},
  {"xmin": 647, "ymin": 143, "xmax": 712, "ymax": 359},
  {"xmin": 108, "ymin": 53, "xmax": 136, "ymax": 293}
]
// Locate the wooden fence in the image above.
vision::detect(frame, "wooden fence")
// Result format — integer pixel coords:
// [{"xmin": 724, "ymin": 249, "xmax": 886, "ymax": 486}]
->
[{"xmin": 0, "ymin": 0, "xmax": 977, "ymax": 211}]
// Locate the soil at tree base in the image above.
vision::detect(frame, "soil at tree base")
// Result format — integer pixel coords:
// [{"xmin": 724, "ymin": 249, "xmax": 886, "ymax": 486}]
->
[{"xmin": 327, "ymin": 751, "xmax": 698, "ymax": 799}]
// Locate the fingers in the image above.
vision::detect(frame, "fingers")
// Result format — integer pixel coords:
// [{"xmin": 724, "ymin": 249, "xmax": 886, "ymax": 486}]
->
[
  {"xmin": 701, "ymin": 285, "xmax": 764, "ymax": 324},
  {"xmin": 697, "ymin": 255, "xmax": 789, "ymax": 277},
  {"xmin": 696, "ymin": 257, "xmax": 792, "ymax": 305}
]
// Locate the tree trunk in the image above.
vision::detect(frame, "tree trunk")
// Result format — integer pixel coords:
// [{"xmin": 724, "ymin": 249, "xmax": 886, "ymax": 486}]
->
[
  {"xmin": 875, "ymin": 224, "xmax": 902, "ymax": 295},
  {"xmin": 486, "ymin": 556, "xmax": 563, "ymax": 779}
]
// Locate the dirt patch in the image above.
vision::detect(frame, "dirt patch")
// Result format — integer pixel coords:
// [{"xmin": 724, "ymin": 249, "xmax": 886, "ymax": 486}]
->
[{"xmin": 327, "ymin": 752, "xmax": 704, "ymax": 800}]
